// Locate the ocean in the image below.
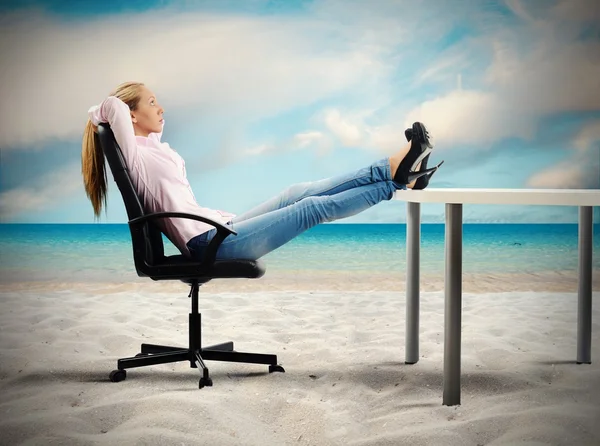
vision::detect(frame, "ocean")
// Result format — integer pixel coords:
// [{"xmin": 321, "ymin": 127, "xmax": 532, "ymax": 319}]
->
[{"xmin": 0, "ymin": 223, "xmax": 598, "ymax": 284}]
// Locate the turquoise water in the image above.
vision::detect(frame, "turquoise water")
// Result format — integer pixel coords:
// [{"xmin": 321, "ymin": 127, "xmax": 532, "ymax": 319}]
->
[{"xmin": 0, "ymin": 223, "xmax": 599, "ymax": 283}]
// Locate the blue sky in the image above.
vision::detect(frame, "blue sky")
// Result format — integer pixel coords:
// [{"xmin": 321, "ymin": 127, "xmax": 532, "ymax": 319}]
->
[{"xmin": 0, "ymin": 0, "xmax": 599, "ymax": 224}]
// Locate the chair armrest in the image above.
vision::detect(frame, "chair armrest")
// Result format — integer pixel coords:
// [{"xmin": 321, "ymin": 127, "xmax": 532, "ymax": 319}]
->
[
  {"xmin": 129, "ymin": 212, "xmax": 237, "ymax": 236},
  {"xmin": 128, "ymin": 211, "xmax": 236, "ymax": 267}
]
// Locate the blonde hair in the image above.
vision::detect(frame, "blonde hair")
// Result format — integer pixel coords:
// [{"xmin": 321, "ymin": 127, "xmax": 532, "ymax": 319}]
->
[{"xmin": 81, "ymin": 81, "xmax": 145, "ymax": 218}]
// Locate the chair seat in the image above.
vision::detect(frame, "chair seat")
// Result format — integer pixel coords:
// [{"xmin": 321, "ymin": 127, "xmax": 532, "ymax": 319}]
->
[{"xmin": 141, "ymin": 255, "xmax": 267, "ymax": 282}]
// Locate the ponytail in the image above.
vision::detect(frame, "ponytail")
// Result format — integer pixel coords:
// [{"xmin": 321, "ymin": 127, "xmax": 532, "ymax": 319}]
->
[
  {"xmin": 81, "ymin": 119, "xmax": 107, "ymax": 218},
  {"xmin": 82, "ymin": 81, "xmax": 144, "ymax": 218}
]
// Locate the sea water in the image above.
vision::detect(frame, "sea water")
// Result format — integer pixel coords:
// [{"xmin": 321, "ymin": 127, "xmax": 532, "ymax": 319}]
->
[{"xmin": 1, "ymin": 223, "xmax": 598, "ymax": 284}]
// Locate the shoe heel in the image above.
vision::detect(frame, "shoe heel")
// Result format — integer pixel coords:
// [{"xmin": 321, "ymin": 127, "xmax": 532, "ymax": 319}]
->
[
  {"xmin": 406, "ymin": 164, "xmax": 438, "ymax": 184},
  {"xmin": 410, "ymin": 147, "xmax": 432, "ymax": 172},
  {"xmin": 412, "ymin": 160, "xmax": 444, "ymax": 190}
]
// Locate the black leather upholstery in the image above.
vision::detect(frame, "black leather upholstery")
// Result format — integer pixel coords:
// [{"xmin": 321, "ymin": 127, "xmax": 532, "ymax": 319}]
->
[{"xmin": 96, "ymin": 123, "xmax": 265, "ymax": 282}]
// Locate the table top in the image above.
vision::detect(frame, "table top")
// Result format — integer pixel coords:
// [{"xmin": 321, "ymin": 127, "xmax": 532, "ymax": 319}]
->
[{"xmin": 393, "ymin": 188, "xmax": 600, "ymax": 206}]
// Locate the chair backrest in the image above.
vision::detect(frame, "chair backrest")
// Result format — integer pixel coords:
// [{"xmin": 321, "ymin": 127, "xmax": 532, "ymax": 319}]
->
[{"xmin": 96, "ymin": 123, "xmax": 165, "ymax": 274}]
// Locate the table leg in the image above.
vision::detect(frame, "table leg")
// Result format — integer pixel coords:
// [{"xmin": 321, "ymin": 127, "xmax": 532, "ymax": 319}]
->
[
  {"xmin": 406, "ymin": 202, "xmax": 421, "ymax": 364},
  {"xmin": 577, "ymin": 206, "xmax": 593, "ymax": 364},
  {"xmin": 444, "ymin": 203, "xmax": 463, "ymax": 406}
]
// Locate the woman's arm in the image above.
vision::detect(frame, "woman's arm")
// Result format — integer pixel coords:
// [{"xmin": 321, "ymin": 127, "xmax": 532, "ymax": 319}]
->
[{"xmin": 88, "ymin": 96, "xmax": 139, "ymax": 169}]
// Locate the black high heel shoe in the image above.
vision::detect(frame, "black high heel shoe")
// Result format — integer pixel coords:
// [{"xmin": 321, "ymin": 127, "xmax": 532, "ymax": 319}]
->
[
  {"xmin": 403, "ymin": 124, "xmax": 443, "ymax": 190},
  {"xmin": 393, "ymin": 122, "xmax": 437, "ymax": 185},
  {"xmin": 414, "ymin": 160, "xmax": 444, "ymax": 189}
]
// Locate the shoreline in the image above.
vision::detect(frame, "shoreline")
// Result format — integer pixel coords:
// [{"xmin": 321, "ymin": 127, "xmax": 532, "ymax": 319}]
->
[{"xmin": 1, "ymin": 269, "xmax": 599, "ymax": 294}]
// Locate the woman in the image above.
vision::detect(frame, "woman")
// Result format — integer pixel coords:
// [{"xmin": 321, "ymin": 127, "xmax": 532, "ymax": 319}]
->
[{"xmin": 82, "ymin": 81, "xmax": 443, "ymax": 261}]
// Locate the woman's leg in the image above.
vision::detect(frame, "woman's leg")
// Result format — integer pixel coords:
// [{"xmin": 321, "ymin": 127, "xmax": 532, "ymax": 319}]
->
[
  {"xmin": 231, "ymin": 141, "xmax": 413, "ymax": 224},
  {"xmin": 187, "ymin": 163, "xmax": 403, "ymax": 261}
]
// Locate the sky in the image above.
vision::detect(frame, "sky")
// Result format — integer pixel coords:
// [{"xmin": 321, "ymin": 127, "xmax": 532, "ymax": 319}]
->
[{"xmin": 0, "ymin": 0, "xmax": 599, "ymax": 224}]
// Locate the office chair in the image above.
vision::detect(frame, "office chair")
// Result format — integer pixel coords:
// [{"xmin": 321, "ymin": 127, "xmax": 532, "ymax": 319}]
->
[{"xmin": 96, "ymin": 123, "xmax": 284, "ymax": 388}]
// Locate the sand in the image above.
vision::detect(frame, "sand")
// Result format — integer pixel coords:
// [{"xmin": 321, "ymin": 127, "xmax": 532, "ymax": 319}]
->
[{"xmin": 0, "ymin": 272, "xmax": 599, "ymax": 445}]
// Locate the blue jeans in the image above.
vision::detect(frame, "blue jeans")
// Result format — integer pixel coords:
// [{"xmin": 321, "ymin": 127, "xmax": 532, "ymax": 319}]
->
[{"xmin": 186, "ymin": 158, "xmax": 405, "ymax": 261}]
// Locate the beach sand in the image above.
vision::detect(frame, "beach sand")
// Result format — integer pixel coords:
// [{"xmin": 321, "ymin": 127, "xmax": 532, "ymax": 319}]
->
[{"xmin": 1, "ymin": 271, "xmax": 599, "ymax": 445}]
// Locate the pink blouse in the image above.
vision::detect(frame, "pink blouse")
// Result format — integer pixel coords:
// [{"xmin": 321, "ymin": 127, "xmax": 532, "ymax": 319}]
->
[{"xmin": 88, "ymin": 96, "xmax": 235, "ymax": 257}]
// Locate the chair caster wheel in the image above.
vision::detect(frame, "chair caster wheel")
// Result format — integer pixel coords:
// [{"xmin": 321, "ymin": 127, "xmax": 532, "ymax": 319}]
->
[
  {"xmin": 199, "ymin": 377, "xmax": 213, "ymax": 389},
  {"xmin": 109, "ymin": 369, "xmax": 127, "ymax": 382},
  {"xmin": 269, "ymin": 365, "xmax": 285, "ymax": 373}
]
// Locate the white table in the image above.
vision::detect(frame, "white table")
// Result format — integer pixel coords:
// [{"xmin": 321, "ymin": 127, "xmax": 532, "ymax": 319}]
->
[{"xmin": 393, "ymin": 188, "xmax": 600, "ymax": 406}]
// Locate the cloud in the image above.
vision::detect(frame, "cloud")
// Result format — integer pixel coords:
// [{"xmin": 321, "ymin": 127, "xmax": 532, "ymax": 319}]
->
[
  {"xmin": 5, "ymin": 0, "xmax": 596, "ymax": 156},
  {"xmin": 0, "ymin": 0, "xmax": 600, "ymax": 157},
  {"xmin": 294, "ymin": 131, "xmax": 325, "ymax": 149},
  {"xmin": 323, "ymin": 109, "xmax": 364, "ymax": 146},
  {"xmin": 244, "ymin": 143, "xmax": 274, "ymax": 156},
  {"xmin": 526, "ymin": 161, "xmax": 596, "ymax": 189},
  {"xmin": 574, "ymin": 119, "xmax": 600, "ymax": 152},
  {"xmin": 412, "ymin": 54, "xmax": 472, "ymax": 88},
  {"xmin": 403, "ymin": 89, "xmax": 533, "ymax": 148},
  {"xmin": 549, "ymin": 0, "xmax": 600, "ymax": 23},
  {"xmin": 329, "ymin": 0, "xmax": 600, "ymax": 152},
  {"xmin": 403, "ymin": 1, "xmax": 600, "ymax": 149},
  {"xmin": 313, "ymin": 88, "xmax": 529, "ymax": 152},
  {"xmin": 0, "ymin": 161, "xmax": 83, "ymax": 221},
  {"xmin": 485, "ymin": 38, "xmax": 600, "ymax": 116},
  {"xmin": 241, "ymin": 130, "xmax": 332, "ymax": 159},
  {"xmin": 0, "ymin": 7, "xmax": 394, "ymax": 149},
  {"xmin": 256, "ymin": 0, "xmax": 599, "ymax": 157},
  {"xmin": 526, "ymin": 119, "xmax": 600, "ymax": 189},
  {"xmin": 294, "ymin": 107, "xmax": 409, "ymax": 153},
  {"xmin": 504, "ymin": 0, "xmax": 534, "ymax": 21}
]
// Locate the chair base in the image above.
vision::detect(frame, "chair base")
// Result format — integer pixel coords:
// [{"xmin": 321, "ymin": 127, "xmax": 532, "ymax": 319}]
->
[
  {"xmin": 108, "ymin": 280, "xmax": 285, "ymax": 388},
  {"xmin": 110, "ymin": 342, "xmax": 284, "ymax": 388}
]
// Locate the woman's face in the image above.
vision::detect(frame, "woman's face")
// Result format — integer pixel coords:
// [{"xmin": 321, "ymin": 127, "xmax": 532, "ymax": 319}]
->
[{"xmin": 131, "ymin": 86, "xmax": 164, "ymax": 136}]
